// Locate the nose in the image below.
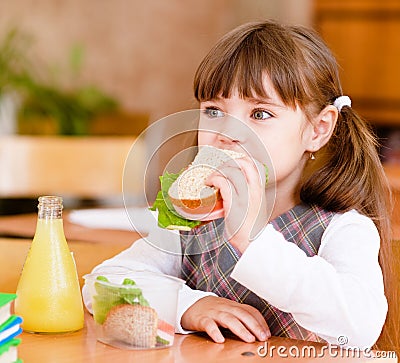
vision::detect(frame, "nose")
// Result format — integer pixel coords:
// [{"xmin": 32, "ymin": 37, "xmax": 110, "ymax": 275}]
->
[
  {"xmin": 217, "ymin": 130, "xmax": 240, "ymax": 146},
  {"xmin": 216, "ymin": 114, "xmax": 248, "ymax": 145}
]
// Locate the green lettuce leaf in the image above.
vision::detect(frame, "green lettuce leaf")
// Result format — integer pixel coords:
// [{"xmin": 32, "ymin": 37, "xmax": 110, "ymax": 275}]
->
[
  {"xmin": 149, "ymin": 172, "xmax": 201, "ymax": 231},
  {"xmin": 93, "ymin": 276, "xmax": 149, "ymax": 324}
]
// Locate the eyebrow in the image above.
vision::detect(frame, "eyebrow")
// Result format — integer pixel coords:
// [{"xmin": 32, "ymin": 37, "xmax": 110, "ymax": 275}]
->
[
  {"xmin": 202, "ymin": 95, "xmax": 284, "ymax": 108},
  {"xmin": 246, "ymin": 96, "xmax": 284, "ymax": 108}
]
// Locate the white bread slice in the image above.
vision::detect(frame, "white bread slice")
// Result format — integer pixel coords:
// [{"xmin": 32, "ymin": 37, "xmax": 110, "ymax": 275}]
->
[
  {"xmin": 103, "ymin": 304, "xmax": 158, "ymax": 348},
  {"xmin": 168, "ymin": 146, "xmax": 245, "ymax": 213}
]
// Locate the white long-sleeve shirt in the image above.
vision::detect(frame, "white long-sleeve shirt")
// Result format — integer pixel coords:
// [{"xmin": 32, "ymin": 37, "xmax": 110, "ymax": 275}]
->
[{"xmin": 82, "ymin": 209, "xmax": 387, "ymax": 349}]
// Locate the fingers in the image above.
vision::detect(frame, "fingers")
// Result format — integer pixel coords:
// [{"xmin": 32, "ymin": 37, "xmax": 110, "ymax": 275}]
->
[
  {"xmin": 220, "ymin": 305, "xmax": 270, "ymax": 342},
  {"xmin": 207, "ymin": 156, "xmax": 269, "ymax": 245},
  {"xmin": 220, "ymin": 156, "xmax": 266, "ymax": 188},
  {"xmin": 206, "ymin": 157, "xmax": 265, "ymax": 207},
  {"xmin": 241, "ymin": 305, "xmax": 271, "ymax": 341},
  {"xmin": 205, "ymin": 305, "xmax": 270, "ymax": 343},
  {"xmin": 198, "ymin": 317, "xmax": 225, "ymax": 343},
  {"xmin": 206, "ymin": 172, "xmax": 233, "ymax": 211},
  {"xmin": 181, "ymin": 296, "xmax": 271, "ymax": 344},
  {"xmin": 205, "ymin": 160, "xmax": 253, "ymax": 213},
  {"xmin": 219, "ymin": 312, "xmax": 259, "ymax": 343},
  {"xmin": 206, "ymin": 157, "xmax": 262, "ymax": 190},
  {"xmin": 196, "ymin": 310, "xmax": 249, "ymax": 344},
  {"xmin": 232, "ymin": 157, "xmax": 266, "ymax": 188}
]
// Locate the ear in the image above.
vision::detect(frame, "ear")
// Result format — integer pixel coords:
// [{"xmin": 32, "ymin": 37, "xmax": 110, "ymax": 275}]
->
[{"xmin": 306, "ymin": 105, "xmax": 338, "ymax": 153}]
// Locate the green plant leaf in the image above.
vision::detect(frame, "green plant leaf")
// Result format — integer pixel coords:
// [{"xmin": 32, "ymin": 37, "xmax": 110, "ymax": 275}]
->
[{"xmin": 0, "ymin": 27, "xmax": 119, "ymax": 135}]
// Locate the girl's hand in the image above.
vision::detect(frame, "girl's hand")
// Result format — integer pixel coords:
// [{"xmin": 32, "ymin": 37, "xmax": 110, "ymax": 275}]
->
[
  {"xmin": 181, "ymin": 296, "xmax": 270, "ymax": 343},
  {"xmin": 206, "ymin": 156, "xmax": 268, "ymax": 253}
]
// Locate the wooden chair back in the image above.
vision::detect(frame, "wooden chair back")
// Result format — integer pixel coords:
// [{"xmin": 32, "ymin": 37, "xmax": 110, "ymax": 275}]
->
[{"xmin": 0, "ymin": 136, "xmax": 144, "ymax": 203}]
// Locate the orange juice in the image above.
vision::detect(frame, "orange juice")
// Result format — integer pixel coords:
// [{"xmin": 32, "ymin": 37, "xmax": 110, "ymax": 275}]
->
[{"xmin": 15, "ymin": 196, "xmax": 84, "ymax": 333}]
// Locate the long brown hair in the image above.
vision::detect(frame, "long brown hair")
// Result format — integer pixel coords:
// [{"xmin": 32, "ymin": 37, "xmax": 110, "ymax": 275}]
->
[{"xmin": 194, "ymin": 20, "xmax": 398, "ymax": 352}]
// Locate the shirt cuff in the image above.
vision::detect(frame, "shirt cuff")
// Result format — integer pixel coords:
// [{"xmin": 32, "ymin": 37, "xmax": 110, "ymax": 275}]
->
[{"xmin": 175, "ymin": 284, "xmax": 217, "ymax": 334}]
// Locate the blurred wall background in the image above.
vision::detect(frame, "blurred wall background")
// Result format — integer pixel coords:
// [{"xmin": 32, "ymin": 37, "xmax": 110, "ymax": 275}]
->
[
  {"xmin": 2, "ymin": 0, "xmax": 400, "ymax": 216},
  {"xmin": 0, "ymin": 0, "xmax": 312, "ymax": 122}
]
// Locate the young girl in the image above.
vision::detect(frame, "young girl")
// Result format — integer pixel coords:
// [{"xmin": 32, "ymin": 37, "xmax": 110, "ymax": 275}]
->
[{"xmin": 83, "ymin": 20, "xmax": 398, "ymax": 351}]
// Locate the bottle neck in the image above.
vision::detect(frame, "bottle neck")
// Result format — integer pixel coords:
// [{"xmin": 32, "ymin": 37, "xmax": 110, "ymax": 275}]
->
[{"xmin": 37, "ymin": 196, "xmax": 63, "ymax": 220}]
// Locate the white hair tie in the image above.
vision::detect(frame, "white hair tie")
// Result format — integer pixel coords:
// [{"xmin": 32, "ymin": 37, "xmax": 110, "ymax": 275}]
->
[{"xmin": 333, "ymin": 95, "xmax": 351, "ymax": 112}]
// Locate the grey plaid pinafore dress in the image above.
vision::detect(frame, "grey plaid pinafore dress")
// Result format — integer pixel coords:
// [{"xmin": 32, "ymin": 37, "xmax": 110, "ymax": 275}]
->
[{"xmin": 180, "ymin": 203, "xmax": 335, "ymax": 342}]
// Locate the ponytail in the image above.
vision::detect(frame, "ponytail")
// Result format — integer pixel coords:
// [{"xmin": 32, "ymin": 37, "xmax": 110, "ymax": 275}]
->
[{"xmin": 301, "ymin": 106, "xmax": 399, "ymax": 353}]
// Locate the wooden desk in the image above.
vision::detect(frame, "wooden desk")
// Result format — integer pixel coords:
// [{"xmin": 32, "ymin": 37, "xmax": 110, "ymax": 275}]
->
[
  {"xmin": 0, "ymin": 212, "xmax": 139, "ymax": 244},
  {"xmin": 17, "ymin": 311, "xmax": 396, "ymax": 363},
  {"xmin": 0, "ymin": 235, "xmax": 137, "ymax": 293},
  {"xmin": 0, "ymin": 232, "xmax": 396, "ymax": 362},
  {"xmin": 0, "ymin": 212, "xmax": 141, "ymax": 292}
]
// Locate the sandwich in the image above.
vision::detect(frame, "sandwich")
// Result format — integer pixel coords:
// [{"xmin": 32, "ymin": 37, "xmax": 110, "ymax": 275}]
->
[
  {"xmin": 104, "ymin": 304, "xmax": 158, "ymax": 348},
  {"xmin": 94, "ymin": 276, "xmax": 175, "ymax": 348},
  {"xmin": 150, "ymin": 145, "xmax": 246, "ymax": 230}
]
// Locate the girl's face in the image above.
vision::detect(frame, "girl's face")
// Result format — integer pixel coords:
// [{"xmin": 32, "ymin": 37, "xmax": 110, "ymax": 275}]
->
[{"xmin": 198, "ymin": 76, "xmax": 315, "ymax": 201}]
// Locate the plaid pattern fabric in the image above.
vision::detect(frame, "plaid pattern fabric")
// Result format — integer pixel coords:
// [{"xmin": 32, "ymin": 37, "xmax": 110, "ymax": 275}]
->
[{"xmin": 180, "ymin": 203, "xmax": 335, "ymax": 342}]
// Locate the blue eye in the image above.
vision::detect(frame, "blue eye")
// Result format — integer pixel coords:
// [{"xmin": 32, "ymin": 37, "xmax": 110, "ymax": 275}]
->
[
  {"xmin": 204, "ymin": 108, "xmax": 224, "ymax": 118},
  {"xmin": 252, "ymin": 110, "xmax": 272, "ymax": 120}
]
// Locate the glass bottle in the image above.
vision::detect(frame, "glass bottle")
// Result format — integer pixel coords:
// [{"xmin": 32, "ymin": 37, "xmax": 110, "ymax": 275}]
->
[{"xmin": 15, "ymin": 196, "xmax": 84, "ymax": 333}]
